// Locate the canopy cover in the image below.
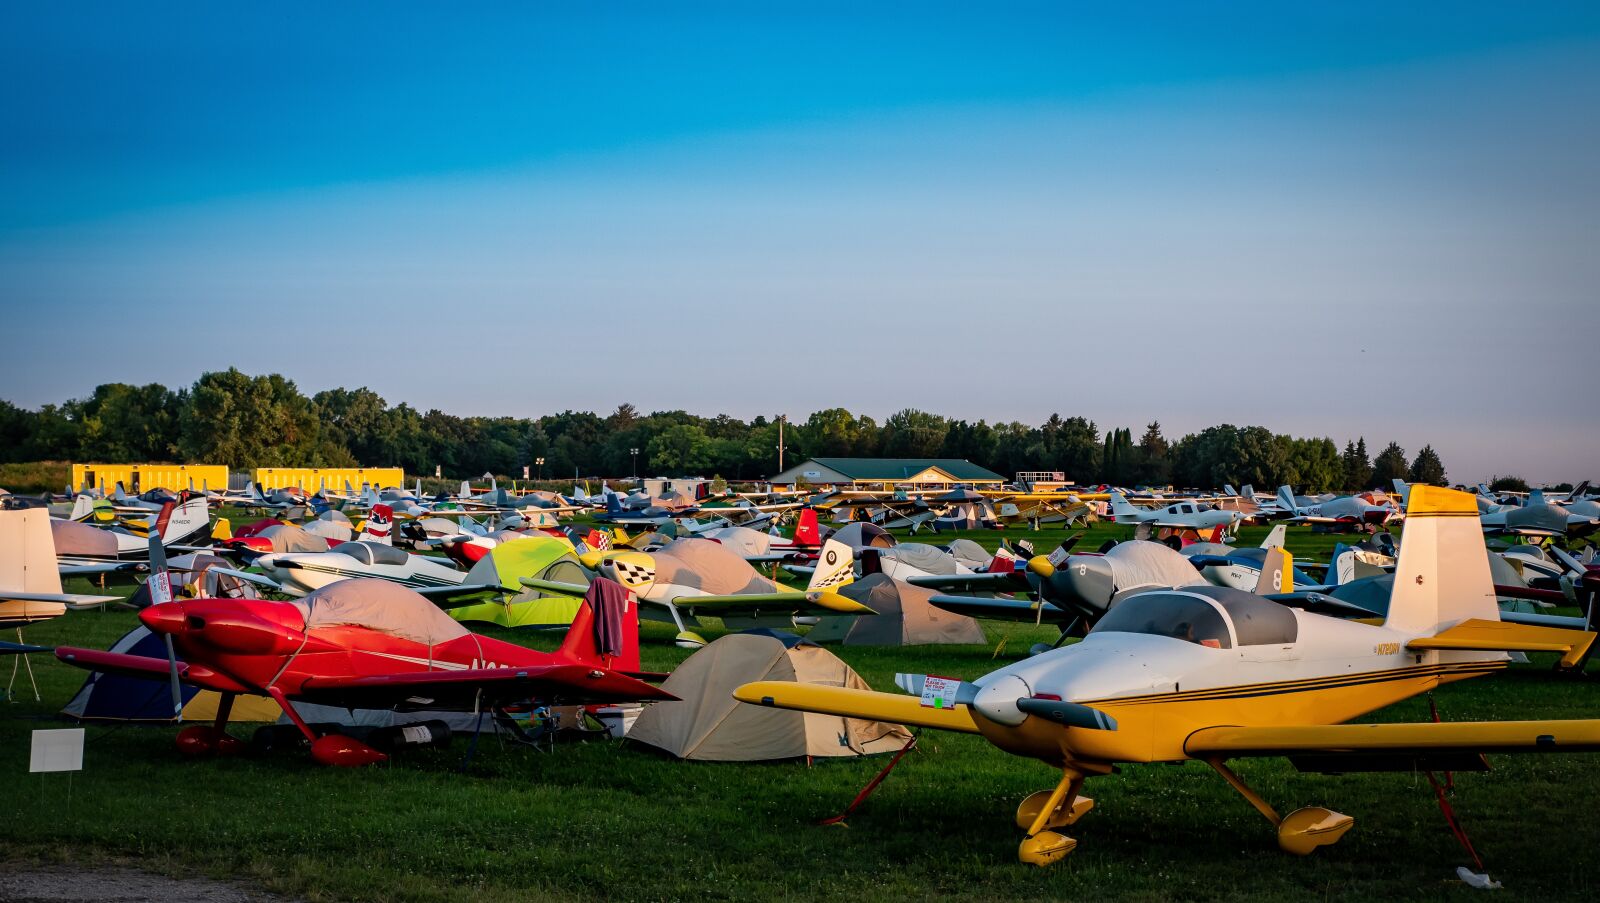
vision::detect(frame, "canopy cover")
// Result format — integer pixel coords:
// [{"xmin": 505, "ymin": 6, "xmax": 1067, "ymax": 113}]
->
[{"xmin": 292, "ymin": 578, "xmax": 471, "ymax": 646}]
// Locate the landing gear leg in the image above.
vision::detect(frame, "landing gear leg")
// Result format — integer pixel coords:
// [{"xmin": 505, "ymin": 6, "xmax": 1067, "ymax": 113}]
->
[
  {"xmin": 666, "ymin": 602, "xmax": 706, "ymax": 648},
  {"xmin": 1205, "ymin": 757, "xmax": 1352, "ymax": 854},
  {"xmin": 1016, "ymin": 768, "xmax": 1088, "ymax": 866},
  {"xmin": 268, "ymin": 686, "xmax": 386, "ymax": 767},
  {"xmin": 174, "ymin": 691, "xmax": 246, "ymax": 756}
]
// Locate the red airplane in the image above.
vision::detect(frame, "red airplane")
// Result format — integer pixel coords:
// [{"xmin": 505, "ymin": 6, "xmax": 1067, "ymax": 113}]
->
[{"xmin": 55, "ymin": 576, "xmax": 671, "ymax": 766}]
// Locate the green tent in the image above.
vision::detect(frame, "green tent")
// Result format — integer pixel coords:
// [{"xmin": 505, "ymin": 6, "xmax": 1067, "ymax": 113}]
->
[{"xmin": 451, "ymin": 536, "xmax": 591, "ymax": 629}]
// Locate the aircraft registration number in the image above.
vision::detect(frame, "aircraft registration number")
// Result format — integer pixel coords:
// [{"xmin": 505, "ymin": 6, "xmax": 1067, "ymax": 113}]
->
[{"xmin": 1373, "ymin": 643, "xmax": 1400, "ymax": 656}]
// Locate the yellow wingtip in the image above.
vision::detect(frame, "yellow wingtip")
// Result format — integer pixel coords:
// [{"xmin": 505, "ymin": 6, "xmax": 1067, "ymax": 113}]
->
[{"xmin": 809, "ymin": 591, "xmax": 874, "ymax": 614}]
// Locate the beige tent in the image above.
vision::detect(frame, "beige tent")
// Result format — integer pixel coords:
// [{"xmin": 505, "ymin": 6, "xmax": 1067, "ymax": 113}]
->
[
  {"xmin": 806, "ymin": 573, "xmax": 987, "ymax": 646},
  {"xmin": 627, "ymin": 633, "xmax": 912, "ymax": 761}
]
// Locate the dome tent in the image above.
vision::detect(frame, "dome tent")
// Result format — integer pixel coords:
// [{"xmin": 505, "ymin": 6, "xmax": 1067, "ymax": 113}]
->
[
  {"xmin": 627, "ymin": 633, "xmax": 911, "ymax": 761},
  {"xmin": 805, "ymin": 573, "xmax": 987, "ymax": 646}
]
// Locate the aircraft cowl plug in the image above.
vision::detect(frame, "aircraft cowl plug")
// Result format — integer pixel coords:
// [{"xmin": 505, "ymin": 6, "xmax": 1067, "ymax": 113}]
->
[{"xmin": 972, "ymin": 674, "xmax": 1031, "ymax": 726}]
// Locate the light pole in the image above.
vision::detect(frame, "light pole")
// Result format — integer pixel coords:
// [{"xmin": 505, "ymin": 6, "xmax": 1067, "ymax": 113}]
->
[
  {"xmin": 535, "ymin": 457, "xmax": 545, "ymax": 481},
  {"xmin": 630, "ymin": 448, "xmax": 639, "ymax": 478}
]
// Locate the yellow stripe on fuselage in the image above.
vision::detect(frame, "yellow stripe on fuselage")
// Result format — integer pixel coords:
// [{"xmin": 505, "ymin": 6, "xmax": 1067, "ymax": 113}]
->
[{"xmin": 976, "ymin": 660, "xmax": 1504, "ymax": 767}]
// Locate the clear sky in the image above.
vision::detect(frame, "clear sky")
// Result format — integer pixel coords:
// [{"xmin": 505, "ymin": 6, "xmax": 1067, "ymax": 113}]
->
[{"xmin": 2, "ymin": 3, "xmax": 1596, "ymax": 482}]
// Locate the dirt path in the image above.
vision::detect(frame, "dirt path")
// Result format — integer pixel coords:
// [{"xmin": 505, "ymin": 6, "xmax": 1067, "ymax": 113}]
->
[{"xmin": 0, "ymin": 866, "xmax": 292, "ymax": 903}]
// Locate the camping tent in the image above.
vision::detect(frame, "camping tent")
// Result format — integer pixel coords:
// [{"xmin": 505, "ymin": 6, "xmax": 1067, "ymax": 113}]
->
[
  {"xmin": 806, "ymin": 574, "xmax": 987, "ymax": 645},
  {"xmin": 627, "ymin": 633, "xmax": 912, "ymax": 761},
  {"xmin": 62, "ymin": 626, "xmax": 280, "ymax": 723},
  {"xmin": 828, "ymin": 522, "xmax": 896, "ymax": 550},
  {"xmin": 449, "ymin": 536, "xmax": 591, "ymax": 629}
]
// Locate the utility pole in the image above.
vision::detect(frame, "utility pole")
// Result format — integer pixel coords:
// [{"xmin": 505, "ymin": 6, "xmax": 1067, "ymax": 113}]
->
[{"xmin": 777, "ymin": 414, "xmax": 786, "ymax": 473}]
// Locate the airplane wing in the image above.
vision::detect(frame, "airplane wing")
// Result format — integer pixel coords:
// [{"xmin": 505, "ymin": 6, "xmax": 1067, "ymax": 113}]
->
[
  {"xmin": 1184, "ymin": 719, "xmax": 1600, "ymax": 772},
  {"xmin": 906, "ymin": 572, "xmax": 1033, "ymax": 593},
  {"xmin": 927, "ymin": 594, "xmax": 1072, "ymax": 623},
  {"xmin": 411, "ymin": 583, "xmax": 524, "ymax": 606},
  {"xmin": 1, "ymin": 640, "xmax": 51, "ymax": 655},
  {"xmin": 0, "ymin": 590, "xmax": 121, "ymax": 610},
  {"xmin": 734, "ymin": 680, "xmax": 980, "ymax": 733},
  {"xmin": 58, "ymin": 559, "xmax": 145, "ymax": 577},
  {"xmin": 56, "ymin": 646, "xmax": 192, "ymax": 682},
  {"xmin": 1406, "ymin": 618, "xmax": 1596, "ymax": 670},
  {"xmin": 207, "ymin": 567, "xmax": 285, "ymax": 592},
  {"xmin": 295, "ymin": 663, "xmax": 675, "ymax": 711},
  {"xmin": 673, "ymin": 591, "xmax": 875, "ymax": 618}
]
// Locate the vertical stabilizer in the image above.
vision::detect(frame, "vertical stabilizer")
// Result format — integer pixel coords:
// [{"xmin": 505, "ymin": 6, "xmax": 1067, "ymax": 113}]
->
[
  {"xmin": 1259, "ymin": 524, "xmax": 1287, "ymax": 550},
  {"xmin": 1384, "ymin": 485, "xmax": 1499, "ymax": 635}
]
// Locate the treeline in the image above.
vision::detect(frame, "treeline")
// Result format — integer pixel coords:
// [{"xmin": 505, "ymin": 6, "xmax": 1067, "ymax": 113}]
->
[{"xmin": 0, "ymin": 369, "xmax": 1449, "ymax": 491}]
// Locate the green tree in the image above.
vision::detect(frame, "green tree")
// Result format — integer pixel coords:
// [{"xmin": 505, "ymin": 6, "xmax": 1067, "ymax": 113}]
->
[
  {"xmin": 881, "ymin": 409, "xmax": 949, "ymax": 457},
  {"xmin": 647, "ymin": 423, "xmax": 713, "ymax": 473},
  {"xmin": 1341, "ymin": 438, "xmax": 1372, "ymax": 491},
  {"xmin": 1489, "ymin": 475, "xmax": 1529, "ymax": 493},
  {"xmin": 1371, "ymin": 442, "xmax": 1409, "ymax": 488},
  {"xmin": 1408, "ymin": 445, "xmax": 1447, "ymax": 486},
  {"xmin": 1135, "ymin": 422, "xmax": 1171, "ymax": 486}
]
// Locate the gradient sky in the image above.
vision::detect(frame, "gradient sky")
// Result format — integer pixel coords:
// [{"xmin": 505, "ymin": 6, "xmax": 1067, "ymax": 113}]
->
[{"xmin": 2, "ymin": 3, "xmax": 1596, "ymax": 482}]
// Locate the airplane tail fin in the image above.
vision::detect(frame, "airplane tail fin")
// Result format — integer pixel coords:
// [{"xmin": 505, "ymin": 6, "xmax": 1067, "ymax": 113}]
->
[
  {"xmin": 1223, "ymin": 484, "xmax": 1239, "ymax": 499},
  {"xmin": 807, "ymin": 539, "xmax": 856, "ymax": 592},
  {"xmin": 358, "ymin": 504, "xmax": 394, "ymax": 544},
  {"xmin": 1259, "ymin": 524, "xmax": 1287, "ymax": 550},
  {"xmin": 69, "ymin": 494, "xmax": 94, "ymax": 521},
  {"xmin": 113, "ymin": 481, "xmax": 129, "ymax": 501},
  {"xmin": 1529, "ymin": 488, "xmax": 1546, "ymax": 507},
  {"xmin": 1108, "ymin": 491, "xmax": 1141, "ymax": 524},
  {"xmin": 1253, "ymin": 547, "xmax": 1292, "ymax": 594},
  {"xmin": 792, "ymin": 508, "xmax": 820, "ymax": 548},
  {"xmin": 460, "ymin": 480, "xmax": 470, "ymax": 498},
  {"xmin": 557, "ymin": 577, "xmax": 641, "ymax": 673},
  {"xmin": 1276, "ymin": 485, "xmax": 1298, "ymax": 514},
  {"xmin": 606, "ymin": 493, "xmax": 624, "ymax": 516},
  {"xmin": 1384, "ymin": 486, "xmax": 1499, "ymax": 635},
  {"xmin": 1330, "ymin": 543, "xmax": 1354, "ymax": 587},
  {"xmin": 161, "ymin": 497, "xmax": 210, "ymax": 544},
  {"xmin": 1242, "ymin": 484, "xmax": 1255, "ymax": 502},
  {"xmin": 1392, "ymin": 478, "xmax": 1412, "ymax": 503}
]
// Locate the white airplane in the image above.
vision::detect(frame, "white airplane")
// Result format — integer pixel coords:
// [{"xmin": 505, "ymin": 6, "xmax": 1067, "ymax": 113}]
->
[
  {"xmin": 1108, "ymin": 492, "xmax": 1243, "ymax": 536},
  {"xmin": 51, "ymin": 494, "xmax": 212, "ymax": 570},
  {"xmin": 1270, "ymin": 485, "xmax": 1398, "ymax": 530},
  {"xmin": 736, "ymin": 485, "xmax": 1600, "ymax": 867},
  {"xmin": 1, "ymin": 508, "xmax": 120, "ymax": 629},
  {"xmin": 221, "ymin": 539, "xmax": 520, "ymax": 603}
]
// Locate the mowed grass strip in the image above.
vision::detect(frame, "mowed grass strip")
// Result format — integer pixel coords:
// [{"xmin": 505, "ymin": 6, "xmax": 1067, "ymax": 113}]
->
[{"xmin": 2, "ymin": 519, "xmax": 1596, "ymax": 901}]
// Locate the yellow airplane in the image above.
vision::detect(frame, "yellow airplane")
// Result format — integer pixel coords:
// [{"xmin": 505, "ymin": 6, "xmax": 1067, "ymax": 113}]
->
[{"xmin": 736, "ymin": 485, "xmax": 1600, "ymax": 865}]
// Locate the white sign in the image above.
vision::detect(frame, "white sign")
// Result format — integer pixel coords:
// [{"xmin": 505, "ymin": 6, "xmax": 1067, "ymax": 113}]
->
[
  {"xmin": 803, "ymin": 470, "xmax": 821, "ymax": 478},
  {"xmin": 29, "ymin": 729, "xmax": 85, "ymax": 773},
  {"xmin": 919, "ymin": 675, "xmax": 960, "ymax": 710},
  {"xmin": 523, "ymin": 466, "xmax": 530, "ymax": 479}
]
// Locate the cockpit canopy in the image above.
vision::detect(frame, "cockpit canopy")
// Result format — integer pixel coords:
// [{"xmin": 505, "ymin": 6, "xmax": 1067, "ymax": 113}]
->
[
  {"xmin": 1092, "ymin": 585, "xmax": 1298, "ymax": 649},
  {"xmin": 331, "ymin": 540, "xmax": 411, "ymax": 567}
]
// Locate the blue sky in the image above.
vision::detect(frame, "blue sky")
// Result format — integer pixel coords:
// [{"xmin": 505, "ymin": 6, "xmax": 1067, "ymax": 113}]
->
[{"xmin": 2, "ymin": 3, "xmax": 1597, "ymax": 481}]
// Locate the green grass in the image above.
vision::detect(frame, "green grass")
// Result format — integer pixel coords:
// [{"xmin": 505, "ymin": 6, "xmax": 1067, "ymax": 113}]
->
[
  {"xmin": 0, "ymin": 460, "xmax": 71, "ymax": 495},
  {"xmin": 3, "ymin": 520, "xmax": 1598, "ymax": 901}
]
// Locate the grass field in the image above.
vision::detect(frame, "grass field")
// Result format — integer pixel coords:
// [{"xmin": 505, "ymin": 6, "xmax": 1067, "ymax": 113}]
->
[{"xmin": 3, "ymin": 519, "xmax": 1598, "ymax": 901}]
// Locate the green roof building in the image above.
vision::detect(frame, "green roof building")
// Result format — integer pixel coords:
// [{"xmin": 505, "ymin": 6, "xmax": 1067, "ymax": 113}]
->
[{"xmin": 769, "ymin": 457, "xmax": 1003, "ymax": 488}]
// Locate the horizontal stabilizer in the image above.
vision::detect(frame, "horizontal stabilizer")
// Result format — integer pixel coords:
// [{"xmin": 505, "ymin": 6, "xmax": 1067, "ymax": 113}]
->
[{"xmin": 1407, "ymin": 618, "xmax": 1596, "ymax": 670}]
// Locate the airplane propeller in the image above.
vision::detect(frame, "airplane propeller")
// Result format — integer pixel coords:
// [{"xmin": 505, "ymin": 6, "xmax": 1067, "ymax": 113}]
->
[
  {"xmin": 1014, "ymin": 696, "xmax": 1118, "ymax": 731},
  {"xmin": 146, "ymin": 502, "xmax": 183, "ymax": 721}
]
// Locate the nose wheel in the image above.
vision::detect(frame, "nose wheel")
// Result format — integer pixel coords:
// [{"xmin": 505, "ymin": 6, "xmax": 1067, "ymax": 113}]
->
[{"xmin": 1016, "ymin": 768, "xmax": 1090, "ymax": 866}]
